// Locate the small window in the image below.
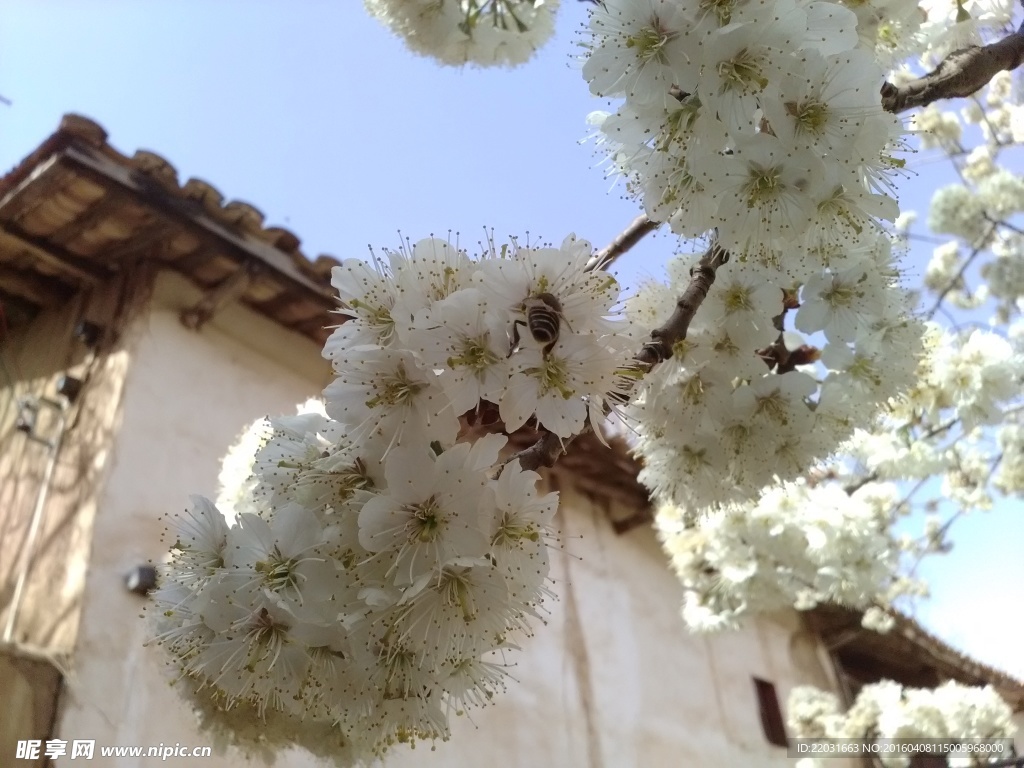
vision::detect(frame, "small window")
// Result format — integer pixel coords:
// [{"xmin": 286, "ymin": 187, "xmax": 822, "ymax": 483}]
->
[{"xmin": 753, "ymin": 677, "xmax": 788, "ymax": 748}]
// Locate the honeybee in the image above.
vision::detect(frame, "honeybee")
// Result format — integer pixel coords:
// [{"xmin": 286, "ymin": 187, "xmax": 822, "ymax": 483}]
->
[{"xmin": 509, "ymin": 292, "xmax": 566, "ymax": 358}]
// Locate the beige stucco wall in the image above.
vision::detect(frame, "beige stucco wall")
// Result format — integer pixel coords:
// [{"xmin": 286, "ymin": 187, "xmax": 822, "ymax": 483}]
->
[
  {"xmin": 49, "ymin": 272, "xmax": 852, "ymax": 767},
  {"xmin": 411, "ymin": 482, "xmax": 841, "ymax": 768},
  {"xmin": 55, "ymin": 271, "xmax": 330, "ymax": 763}
]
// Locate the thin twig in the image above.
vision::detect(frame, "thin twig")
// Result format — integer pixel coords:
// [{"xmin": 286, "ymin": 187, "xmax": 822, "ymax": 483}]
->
[
  {"xmin": 844, "ymin": 471, "xmax": 880, "ymax": 496},
  {"xmin": 990, "ymin": 216, "xmax": 1024, "ymax": 237},
  {"xmin": 926, "ymin": 222, "xmax": 997, "ymax": 319},
  {"xmin": 919, "ymin": 416, "xmax": 960, "ymax": 441},
  {"xmin": 881, "ymin": 21, "xmax": 1024, "ymax": 113}
]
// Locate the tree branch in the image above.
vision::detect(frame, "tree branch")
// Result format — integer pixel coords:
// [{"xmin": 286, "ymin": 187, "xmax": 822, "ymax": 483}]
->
[
  {"xmin": 925, "ymin": 221, "xmax": 997, "ymax": 319},
  {"xmin": 632, "ymin": 241, "xmax": 730, "ymax": 372},
  {"xmin": 753, "ymin": 289, "xmax": 823, "ymax": 374},
  {"xmin": 880, "ymin": 22, "xmax": 1024, "ymax": 113},
  {"xmin": 509, "ymin": 241, "xmax": 730, "ymax": 472},
  {"xmin": 506, "ymin": 428, "xmax": 577, "ymax": 472},
  {"xmin": 585, "ymin": 213, "xmax": 660, "ymax": 272}
]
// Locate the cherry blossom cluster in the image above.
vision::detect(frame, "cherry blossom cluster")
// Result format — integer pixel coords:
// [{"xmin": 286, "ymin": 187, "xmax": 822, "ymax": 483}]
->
[
  {"xmin": 836, "ymin": 0, "xmax": 1012, "ymax": 65},
  {"xmin": 153, "ymin": 406, "xmax": 555, "ymax": 761},
  {"xmin": 917, "ymin": 86, "xmax": 1024, "ymax": 324},
  {"xmin": 657, "ymin": 479, "xmax": 904, "ymax": 630},
  {"xmin": 915, "ymin": 0, "xmax": 1017, "ymax": 63},
  {"xmin": 848, "ymin": 323, "xmax": 1022, "ymax": 475},
  {"xmin": 841, "ymin": 0, "xmax": 922, "ymax": 62},
  {"xmin": 151, "ymin": 235, "xmax": 636, "ymax": 761},
  {"xmin": 628, "ymin": 81, "xmax": 1022, "ymax": 626},
  {"xmin": 839, "ymin": 325, "xmax": 1024, "ymax": 562},
  {"xmin": 841, "ymin": 62, "xmax": 1024, "ymax": 592},
  {"xmin": 581, "ymin": 0, "xmax": 929, "ymax": 520},
  {"xmin": 364, "ymin": 0, "xmax": 559, "ymax": 67},
  {"xmin": 323, "ymin": 234, "xmax": 635, "ymax": 440},
  {"xmin": 624, "ymin": 241, "xmax": 924, "ymax": 514},
  {"xmin": 581, "ymin": 0, "xmax": 904, "ymax": 255},
  {"xmin": 649, "ymin": 311, "xmax": 1022, "ymax": 630},
  {"xmin": 961, "ymin": 71, "xmax": 1024, "ymax": 147},
  {"xmin": 788, "ymin": 681, "xmax": 1016, "ymax": 768}
]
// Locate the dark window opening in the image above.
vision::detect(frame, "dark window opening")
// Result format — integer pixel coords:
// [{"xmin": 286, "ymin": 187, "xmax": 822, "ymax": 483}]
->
[{"xmin": 753, "ymin": 677, "xmax": 788, "ymax": 748}]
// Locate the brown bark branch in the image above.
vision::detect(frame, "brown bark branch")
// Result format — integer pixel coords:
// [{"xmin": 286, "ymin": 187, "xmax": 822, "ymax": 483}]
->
[
  {"xmin": 510, "ymin": 241, "xmax": 729, "ymax": 472},
  {"xmin": 506, "ymin": 428, "xmax": 578, "ymax": 472},
  {"xmin": 631, "ymin": 241, "xmax": 730, "ymax": 373},
  {"xmin": 881, "ymin": 23, "xmax": 1024, "ymax": 113},
  {"xmin": 585, "ymin": 213, "xmax": 660, "ymax": 272}
]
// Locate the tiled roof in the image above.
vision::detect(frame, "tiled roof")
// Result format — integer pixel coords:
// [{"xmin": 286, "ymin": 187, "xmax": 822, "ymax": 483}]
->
[
  {"xmin": 0, "ymin": 114, "xmax": 340, "ymax": 343},
  {"xmin": 806, "ymin": 604, "xmax": 1024, "ymax": 709}
]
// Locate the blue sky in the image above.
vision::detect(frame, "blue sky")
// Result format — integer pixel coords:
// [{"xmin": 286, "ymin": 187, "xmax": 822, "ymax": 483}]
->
[{"xmin": 2, "ymin": 1, "xmax": 1021, "ymax": 679}]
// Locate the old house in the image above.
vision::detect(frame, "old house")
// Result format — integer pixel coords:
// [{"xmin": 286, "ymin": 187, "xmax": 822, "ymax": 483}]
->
[{"xmin": 0, "ymin": 115, "xmax": 1021, "ymax": 767}]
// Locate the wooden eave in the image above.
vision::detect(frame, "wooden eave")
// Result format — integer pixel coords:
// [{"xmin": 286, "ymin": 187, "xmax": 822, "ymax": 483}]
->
[
  {"xmin": 0, "ymin": 114, "xmax": 340, "ymax": 344},
  {"xmin": 806, "ymin": 604, "xmax": 1024, "ymax": 711}
]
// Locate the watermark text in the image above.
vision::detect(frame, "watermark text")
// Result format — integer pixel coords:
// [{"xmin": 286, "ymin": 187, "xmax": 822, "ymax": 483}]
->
[
  {"xmin": 789, "ymin": 737, "xmax": 1014, "ymax": 759},
  {"xmin": 16, "ymin": 740, "xmax": 212, "ymax": 761}
]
